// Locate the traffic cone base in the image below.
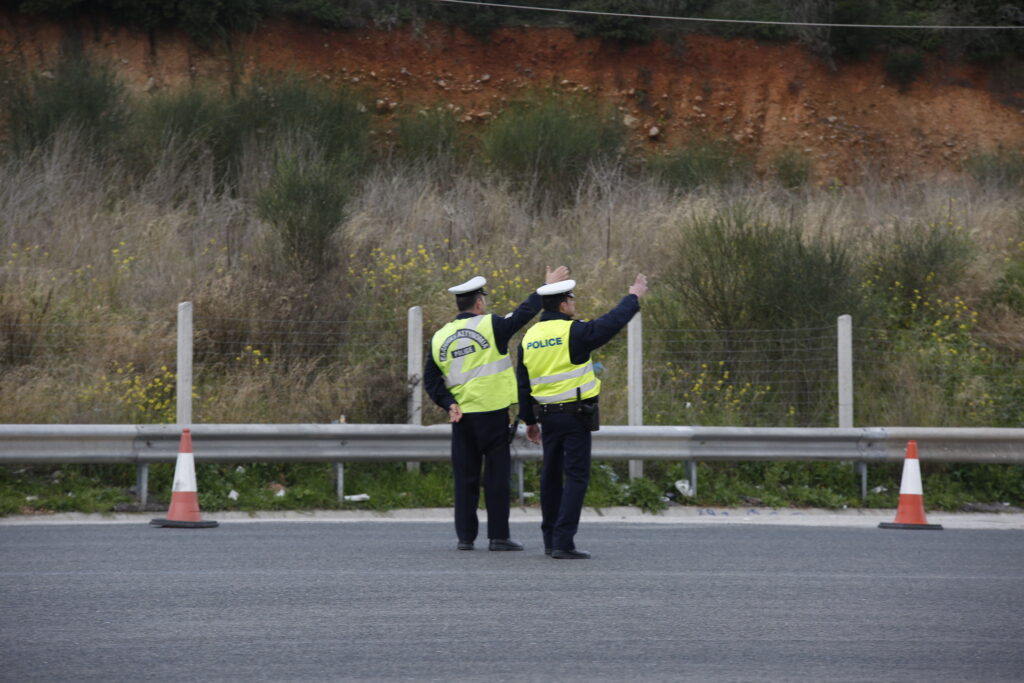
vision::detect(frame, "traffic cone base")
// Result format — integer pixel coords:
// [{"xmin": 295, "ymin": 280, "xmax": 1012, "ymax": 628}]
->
[
  {"xmin": 149, "ymin": 517, "xmax": 219, "ymax": 529},
  {"xmin": 879, "ymin": 440, "xmax": 942, "ymax": 531},
  {"xmin": 150, "ymin": 429, "xmax": 219, "ymax": 529},
  {"xmin": 878, "ymin": 521, "xmax": 944, "ymax": 530}
]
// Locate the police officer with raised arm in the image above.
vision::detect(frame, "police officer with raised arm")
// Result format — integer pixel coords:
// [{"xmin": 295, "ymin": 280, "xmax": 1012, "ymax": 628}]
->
[
  {"xmin": 516, "ymin": 273, "xmax": 649, "ymax": 559},
  {"xmin": 425, "ymin": 266, "xmax": 569, "ymax": 551}
]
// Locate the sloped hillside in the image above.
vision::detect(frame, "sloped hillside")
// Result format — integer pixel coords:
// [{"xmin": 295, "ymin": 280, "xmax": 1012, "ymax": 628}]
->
[{"xmin": 1, "ymin": 11, "xmax": 1022, "ymax": 181}]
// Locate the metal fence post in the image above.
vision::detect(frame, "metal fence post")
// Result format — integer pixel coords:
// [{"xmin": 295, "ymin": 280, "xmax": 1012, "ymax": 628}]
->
[
  {"xmin": 335, "ymin": 462, "xmax": 345, "ymax": 501},
  {"xmin": 628, "ymin": 312, "xmax": 643, "ymax": 480},
  {"xmin": 838, "ymin": 314, "xmax": 866, "ymax": 501},
  {"xmin": 407, "ymin": 305, "xmax": 423, "ymax": 473}
]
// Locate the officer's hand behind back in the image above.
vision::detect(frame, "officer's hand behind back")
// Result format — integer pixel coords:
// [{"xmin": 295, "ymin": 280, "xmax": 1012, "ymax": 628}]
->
[{"xmin": 526, "ymin": 423, "xmax": 541, "ymax": 445}]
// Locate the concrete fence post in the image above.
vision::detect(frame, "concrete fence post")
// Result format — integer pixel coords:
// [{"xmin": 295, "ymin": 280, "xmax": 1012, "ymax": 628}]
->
[
  {"xmin": 145, "ymin": 300, "xmax": 193, "ymax": 506},
  {"xmin": 838, "ymin": 314, "xmax": 866, "ymax": 501},
  {"xmin": 407, "ymin": 305, "xmax": 423, "ymax": 473},
  {"xmin": 628, "ymin": 312, "xmax": 643, "ymax": 480}
]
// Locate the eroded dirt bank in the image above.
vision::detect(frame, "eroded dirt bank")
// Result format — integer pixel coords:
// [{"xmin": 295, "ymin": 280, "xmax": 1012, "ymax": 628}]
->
[{"xmin": 2, "ymin": 11, "xmax": 1022, "ymax": 182}]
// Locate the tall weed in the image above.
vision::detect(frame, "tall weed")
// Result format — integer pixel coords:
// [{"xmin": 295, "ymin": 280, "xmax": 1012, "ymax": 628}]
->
[
  {"xmin": 647, "ymin": 139, "xmax": 754, "ymax": 190},
  {"xmin": 963, "ymin": 148, "xmax": 1024, "ymax": 190},
  {"xmin": 660, "ymin": 205, "xmax": 862, "ymax": 330},
  {"xmin": 482, "ymin": 92, "xmax": 625, "ymax": 205},
  {"xmin": 1, "ymin": 44, "xmax": 128, "ymax": 157}
]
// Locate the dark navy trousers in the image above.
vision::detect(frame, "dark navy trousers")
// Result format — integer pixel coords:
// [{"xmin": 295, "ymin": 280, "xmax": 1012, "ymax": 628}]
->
[
  {"xmin": 539, "ymin": 412, "xmax": 592, "ymax": 551},
  {"xmin": 450, "ymin": 408, "xmax": 511, "ymax": 543}
]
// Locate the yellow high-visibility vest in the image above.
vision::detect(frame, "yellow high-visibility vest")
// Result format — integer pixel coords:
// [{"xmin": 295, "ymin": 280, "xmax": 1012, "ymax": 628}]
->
[
  {"xmin": 431, "ymin": 314, "xmax": 516, "ymax": 412},
  {"xmin": 522, "ymin": 319, "xmax": 600, "ymax": 404}
]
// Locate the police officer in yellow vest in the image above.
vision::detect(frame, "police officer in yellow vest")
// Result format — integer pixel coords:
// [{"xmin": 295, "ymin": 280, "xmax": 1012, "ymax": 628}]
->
[
  {"xmin": 425, "ymin": 267, "xmax": 569, "ymax": 551},
  {"xmin": 517, "ymin": 274, "xmax": 648, "ymax": 559}
]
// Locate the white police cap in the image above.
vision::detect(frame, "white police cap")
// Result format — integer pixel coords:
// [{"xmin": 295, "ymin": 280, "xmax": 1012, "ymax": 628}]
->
[
  {"xmin": 537, "ymin": 279, "xmax": 575, "ymax": 296},
  {"xmin": 448, "ymin": 276, "xmax": 487, "ymax": 295}
]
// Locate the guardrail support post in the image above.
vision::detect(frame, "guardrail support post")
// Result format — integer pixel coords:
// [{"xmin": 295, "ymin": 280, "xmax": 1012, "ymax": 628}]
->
[
  {"xmin": 628, "ymin": 312, "xmax": 643, "ymax": 480},
  {"xmin": 136, "ymin": 463, "xmax": 149, "ymax": 506},
  {"xmin": 686, "ymin": 460, "xmax": 698, "ymax": 498},
  {"xmin": 515, "ymin": 460, "xmax": 525, "ymax": 506},
  {"xmin": 837, "ymin": 314, "xmax": 867, "ymax": 502},
  {"xmin": 335, "ymin": 462, "xmax": 344, "ymax": 501},
  {"xmin": 407, "ymin": 305, "xmax": 423, "ymax": 473}
]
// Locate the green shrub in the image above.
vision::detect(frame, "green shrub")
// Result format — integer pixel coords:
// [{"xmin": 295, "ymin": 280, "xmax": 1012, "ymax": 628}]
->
[
  {"xmin": 19, "ymin": 0, "xmax": 264, "ymax": 44},
  {"xmin": 1, "ymin": 45, "xmax": 127, "ymax": 156},
  {"xmin": 703, "ymin": 0, "xmax": 789, "ymax": 42},
  {"xmin": 236, "ymin": 74, "xmax": 371, "ymax": 163},
  {"xmin": 648, "ymin": 139, "xmax": 754, "ymax": 190},
  {"xmin": 570, "ymin": 0, "xmax": 654, "ymax": 43},
  {"xmin": 623, "ymin": 476, "xmax": 668, "ymax": 513},
  {"xmin": 256, "ymin": 148, "xmax": 358, "ymax": 278},
  {"xmin": 584, "ymin": 462, "xmax": 627, "ymax": 508},
  {"xmin": 862, "ymin": 218, "xmax": 973, "ymax": 323},
  {"xmin": 394, "ymin": 106, "xmax": 460, "ymax": 164},
  {"xmin": 274, "ymin": 0, "xmax": 365, "ymax": 29},
  {"xmin": 770, "ymin": 147, "xmax": 812, "ymax": 189},
  {"xmin": 990, "ymin": 259, "xmax": 1024, "ymax": 313},
  {"xmin": 129, "ymin": 85, "xmax": 241, "ymax": 183},
  {"xmin": 662, "ymin": 206, "xmax": 862, "ymax": 331},
  {"xmin": 129, "ymin": 74, "xmax": 371, "ymax": 191},
  {"xmin": 827, "ymin": 0, "xmax": 889, "ymax": 61},
  {"xmin": 884, "ymin": 48, "xmax": 925, "ymax": 92},
  {"xmin": 482, "ymin": 92, "xmax": 625, "ymax": 203},
  {"xmin": 963, "ymin": 148, "xmax": 1024, "ymax": 189}
]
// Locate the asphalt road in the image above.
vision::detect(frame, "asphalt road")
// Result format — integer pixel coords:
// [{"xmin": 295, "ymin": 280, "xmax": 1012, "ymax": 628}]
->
[{"xmin": 1, "ymin": 521, "xmax": 1022, "ymax": 682}]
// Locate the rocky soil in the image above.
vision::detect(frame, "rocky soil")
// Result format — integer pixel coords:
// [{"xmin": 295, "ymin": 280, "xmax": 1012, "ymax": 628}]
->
[{"xmin": 2, "ymin": 11, "xmax": 1023, "ymax": 182}]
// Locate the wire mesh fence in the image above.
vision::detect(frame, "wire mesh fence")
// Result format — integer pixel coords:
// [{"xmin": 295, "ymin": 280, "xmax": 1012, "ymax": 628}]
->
[
  {"xmin": 2, "ymin": 308, "xmax": 1023, "ymax": 426},
  {"xmin": 645, "ymin": 325, "xmax": 840, "ymax": 427},
  {"xmin": 190, "ymin": 312, "xmax": 409, "ymax": 424},
  {"xmin": 853, "ymin": 326, "xmax": 1024, "ymax": 427}
]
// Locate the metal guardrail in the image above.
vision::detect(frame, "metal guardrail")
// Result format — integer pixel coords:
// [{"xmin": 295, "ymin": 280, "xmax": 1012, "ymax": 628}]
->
[
  {"xmin": 2, "ymin": 424, "xmax": 1022, "ymax": 502},
  {"xmin": 2, "ymin": 424, "xmax": 1023, "ymax": 464}
]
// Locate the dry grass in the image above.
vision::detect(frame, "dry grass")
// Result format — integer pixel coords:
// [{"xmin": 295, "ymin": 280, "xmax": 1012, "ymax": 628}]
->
[{"xmin": 1, "ymin": 128, "xmax": 1023, "ymax": 425}]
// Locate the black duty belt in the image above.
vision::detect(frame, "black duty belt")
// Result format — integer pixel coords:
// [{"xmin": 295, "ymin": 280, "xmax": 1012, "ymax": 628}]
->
[{"xmin": 538, "ymin": 401, "xmax": 594, "ymax": 414}]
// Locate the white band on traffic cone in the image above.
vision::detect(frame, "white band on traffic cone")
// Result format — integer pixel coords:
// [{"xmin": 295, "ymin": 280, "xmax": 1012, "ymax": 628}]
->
[
  {"xmin": 897, "ymin": 455, "xmax": 923, "ymax": 495},
  {"xmin": 172, "ymin": 450, "xmax": 198, "ymax": 493}
]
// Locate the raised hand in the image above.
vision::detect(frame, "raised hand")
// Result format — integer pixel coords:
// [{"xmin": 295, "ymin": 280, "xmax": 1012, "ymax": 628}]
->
[
  {"xmin": 545, "ymin": 265, "xmax": 570, "ymax": 284},
  {"xmin": 629, "ymin": 273, "xmax": 649, "ymax": 298}
]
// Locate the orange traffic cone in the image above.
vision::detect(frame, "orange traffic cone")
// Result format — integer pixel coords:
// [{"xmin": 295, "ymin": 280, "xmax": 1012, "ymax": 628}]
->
[
  {"xmin": 879, "ymin": 440, "xmax": 942, "ymax": 530},
  {"xmin": 150, "ymin": 429, "xmax": 218, "ymax": 529}
]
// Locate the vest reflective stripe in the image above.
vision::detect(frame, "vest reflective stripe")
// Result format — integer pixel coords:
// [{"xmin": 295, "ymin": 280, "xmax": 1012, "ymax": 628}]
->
[
  {"xmin": 534, "ymin": 378, "xmax": 600, "ymax": 404},
  {"xmin": 529, "ymin": 363, "xmax": 593, "ymax": 387},
  {"xmin": 446, "ymin": 355, "xmax": 513, "ymax": 387},
  {"xmin": 431, "ymin": 314, "xmax": 516, "ymax": 413},
  {"xmin": 522, "ymin": 319, "xmax": 601, "ymax": 404}
]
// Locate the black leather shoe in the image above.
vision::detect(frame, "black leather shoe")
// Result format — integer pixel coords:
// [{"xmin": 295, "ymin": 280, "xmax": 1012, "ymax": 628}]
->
[
  {"xmin": 551, "ymin": 548, "xmax": 590, "ymax": 559},
  {"xmin": 457, "ymin": 541, "xmax": 474, "ymax": 551},
  {"xmin": 488, "ymin": 538, "xmax": 524, "ymax": 551},
  {"xmin": 544, "ymin": 547, "xmax": 552, "ymax": 556}
]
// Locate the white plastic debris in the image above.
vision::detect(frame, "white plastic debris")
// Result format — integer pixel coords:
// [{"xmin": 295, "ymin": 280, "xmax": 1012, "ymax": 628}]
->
[
  {"xmin": 227, "ymin": 490, "xmax": 239, "ymax": 501},
  {"xmin": 343, "ymin": 493, "xmax": 370, "ymax": 502},
  {"xmin": 274, "ymin": 488, "xmax": 286, "ymax": 498},
  {"xmin": 235, "ymin": 465, "xmax": 245, "ymax": 473},
  {"xmin": 675, "ymin": 479, "xmax": 694, "ymax": 497}
]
